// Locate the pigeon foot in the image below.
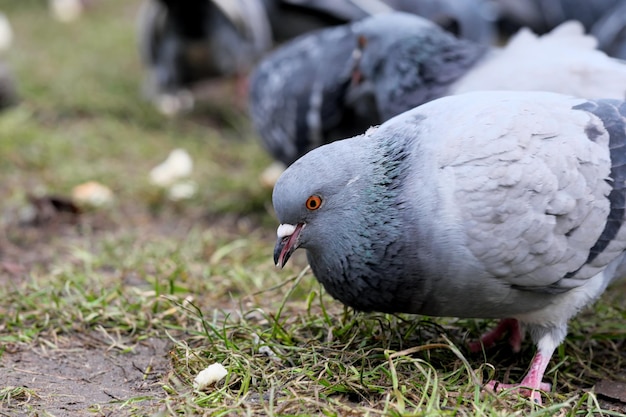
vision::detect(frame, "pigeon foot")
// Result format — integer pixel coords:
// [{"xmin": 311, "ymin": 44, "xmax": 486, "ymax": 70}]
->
[
  {"xmin": 485, "ymin": 380, "xmax": 551, "ymax": 405},
  {"xmin": 468, "ymin": 318, "xmax": 522, "ymax": 353}
]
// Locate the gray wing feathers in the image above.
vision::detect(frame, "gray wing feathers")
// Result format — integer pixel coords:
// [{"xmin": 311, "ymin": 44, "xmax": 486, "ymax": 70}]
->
[{"xmin": 431, "ymin": 95, "xmax": 615, "ymax": 289}]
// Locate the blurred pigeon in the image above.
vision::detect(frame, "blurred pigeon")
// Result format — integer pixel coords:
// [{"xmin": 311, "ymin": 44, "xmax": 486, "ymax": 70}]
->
[
  {"xmin": 137, "ymin": 0, "xmax": 272, "ymax": 115},
  {"xmin": 250, "ymin": 12, "xmax": 626, "ymax": 166},
  {"xmin": 272, "ymin": 90, "xmax": 626, "ymax": 404},
  {"xmin": 355, "ymin": 14, "xmax": 626, "ymax": 121},
  {"xmin": 249, "ymin": 20, "xmax": 378, "ymax": 166}
]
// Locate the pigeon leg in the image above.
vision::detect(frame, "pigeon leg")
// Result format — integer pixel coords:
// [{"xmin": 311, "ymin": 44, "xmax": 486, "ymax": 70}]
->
[
  {"xmin": 468, "ymin": 318, "xmax": 522, "ymax": 353},
  {"xmin": 485, "ymin": 350, "xmax": 552, "ymax": 404},
  {"xmin": 485, "ymin": 330, "xmax": 561, "ymax": 405}
]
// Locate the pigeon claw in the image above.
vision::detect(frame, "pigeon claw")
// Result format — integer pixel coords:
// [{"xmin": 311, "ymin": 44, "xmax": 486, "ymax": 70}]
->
[{"xmin": 484, "ymin": 380, "xmax": 551, "ymax": 405}]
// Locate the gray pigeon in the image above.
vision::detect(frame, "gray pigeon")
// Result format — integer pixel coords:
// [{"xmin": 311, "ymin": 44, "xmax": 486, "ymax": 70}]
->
[
  {"xmin": 249, "ymin": 22, "xmax": 380, "ymax": 166},
  {"xmin": 272, "ymin": 90, "xmax": 626, "ymax": 404},
  {"xmin": 354, "ymin": 13, "xmax": 626, "ymax": 123},
  {"xmin": 250, "ymin": 12, "xmax": 626, "ymax": 167}
]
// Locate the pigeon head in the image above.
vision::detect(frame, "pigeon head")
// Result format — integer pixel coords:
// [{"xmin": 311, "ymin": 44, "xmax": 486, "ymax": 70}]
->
[
  {"xmin": 350, "ymin": 12, "xmax": 487, "ymax": 120},
  {"xmin": 272, "ymin": 134, "xmax": 371, "ymax": 268},
  {"xmin": 350, "ymin": 12, "xmax": 440, "ymax": 87},
  {"xmin": 271, "ymin": 123, "xmax": 418, "ymax": 314}
]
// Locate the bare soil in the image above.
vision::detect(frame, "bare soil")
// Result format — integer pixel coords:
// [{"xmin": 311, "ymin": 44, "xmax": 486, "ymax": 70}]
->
[{"xmin": 0, "ymin": 335, "xmax": 169, "ymax": 416}]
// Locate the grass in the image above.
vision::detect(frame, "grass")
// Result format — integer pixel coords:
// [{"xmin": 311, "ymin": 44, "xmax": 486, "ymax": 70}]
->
[{"xmin": 0, "ymin": 1, "xmax": 625, "ymax": 416}]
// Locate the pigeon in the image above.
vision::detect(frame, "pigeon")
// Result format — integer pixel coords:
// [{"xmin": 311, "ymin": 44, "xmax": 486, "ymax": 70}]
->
[
  {"xmin": 272, "ymin": 90, "xmax": 626, "ymax": 404},
  {"xmin": 136, "ymin": 0, "xmax": 272, "ymax": 114},
  {"xmin": 354, "ymin": 13, "xmax": 626, "ymax": 123},
  {"xmin": 249, "ymin": 21, "xmax": 375, "ymax": 166},
  {"xmin": 250, "ymin": 12, "xmax": 626, "ymax": 167},
  {"xmin": 249, "ymin": 12, "xmax": 487, "ymax": 166}
]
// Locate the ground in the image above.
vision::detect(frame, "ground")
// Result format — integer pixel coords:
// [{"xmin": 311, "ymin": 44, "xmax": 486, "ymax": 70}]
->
[{"xmin": 1, "ymin": 1, "xmax": 626, "ymax": 416}]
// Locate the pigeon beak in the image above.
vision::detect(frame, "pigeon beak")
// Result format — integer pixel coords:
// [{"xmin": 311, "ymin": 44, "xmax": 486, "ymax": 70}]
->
[{"xmin": 274, "ymin": 223, "xmax": 304, "ymax": 268}]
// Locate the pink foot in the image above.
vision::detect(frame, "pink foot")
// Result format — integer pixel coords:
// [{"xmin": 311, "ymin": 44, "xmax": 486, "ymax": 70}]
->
[
  {"xmin": 485, "ymin": 380, "xmax": 551, "ymax": 405},
  {"xmin": 469, "ymin": 318, "xmax": 522, "ymax": 353},
  {"xmin": 483, "ymin": 351, "xmax": 552, "ymax": 405}
]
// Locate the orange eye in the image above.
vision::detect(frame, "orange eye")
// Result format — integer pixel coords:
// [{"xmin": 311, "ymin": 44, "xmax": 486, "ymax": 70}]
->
[{"xmin": 305, "ymin": 195, "xmax": 322, "ymax": 211}]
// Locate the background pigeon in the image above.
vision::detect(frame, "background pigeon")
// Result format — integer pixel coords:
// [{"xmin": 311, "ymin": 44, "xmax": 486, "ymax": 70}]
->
[
  {"xmin": 248, "ymin": 21, "xmax": 380, "ymax": 166},
  {"xmin": 249, "ymin": 12, "xmax": 488, "ymax": 166},
  {"xmin": 272, "ymin": 90, "xmax": 626, "ymax": 404},
  {"xmin": 251, "ymin": 12, "xmax": 626, "ymax": 167},
  {"xmin": 136, "ymin": 0, "xmax": 272, "ymax": 114}
]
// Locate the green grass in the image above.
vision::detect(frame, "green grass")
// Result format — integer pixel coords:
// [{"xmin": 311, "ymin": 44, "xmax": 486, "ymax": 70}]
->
[{"xmin": 0, "ymin": 1, "xmax": 625, "ymax": 416}]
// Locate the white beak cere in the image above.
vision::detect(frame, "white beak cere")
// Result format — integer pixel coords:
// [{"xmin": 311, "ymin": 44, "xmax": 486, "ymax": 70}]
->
[{"xmin": 277, "ymin": 223, "xmax": 297, "ymax": 239}]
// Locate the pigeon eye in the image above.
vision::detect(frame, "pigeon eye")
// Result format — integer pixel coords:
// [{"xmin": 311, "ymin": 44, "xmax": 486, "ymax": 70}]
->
[{"xmin": 305, "ymin": 195, "xmax": 322, "ymax": 211}]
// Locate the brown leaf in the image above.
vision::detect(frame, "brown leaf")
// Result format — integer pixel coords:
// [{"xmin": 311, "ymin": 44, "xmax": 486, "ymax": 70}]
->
[{"xmin": 595, "ymin": 379, "xmax": 626, "ymax": 403}]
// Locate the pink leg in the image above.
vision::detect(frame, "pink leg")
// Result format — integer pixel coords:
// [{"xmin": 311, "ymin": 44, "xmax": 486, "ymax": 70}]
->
[
  {"xmin": 485, "ymin": 351, "xmax": 552, "ymax": 405},
  {"xmin": 469, "ymin": 318, "xmax": 522, "ymax": 353}
]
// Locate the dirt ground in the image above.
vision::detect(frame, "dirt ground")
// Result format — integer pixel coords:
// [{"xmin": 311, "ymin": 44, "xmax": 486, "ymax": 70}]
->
[
  {"xmin": 0, "ymin": 336, "xmax": 169, "ymax": 416},
  {"xmin": 0, "ymin": 208, "xmax": 189, "ymax": 416}
]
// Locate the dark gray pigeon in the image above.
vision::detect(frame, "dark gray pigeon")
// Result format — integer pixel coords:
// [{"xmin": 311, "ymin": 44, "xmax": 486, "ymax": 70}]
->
[
  {"xmin": 272, "ymin": 90, "xmax": 626, "ymax": 404},
  {"xmin": 136, "ymin": 0, "xmax": 272, "ymax": 115}
]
